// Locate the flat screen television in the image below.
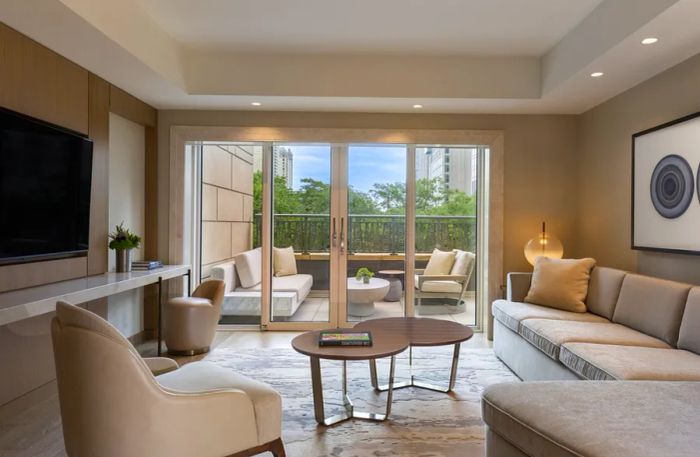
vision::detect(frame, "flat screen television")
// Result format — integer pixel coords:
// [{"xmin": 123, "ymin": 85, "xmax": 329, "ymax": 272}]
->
[{"xmin": 0, "ymin": 107, "xmax": 93, "ymax": 266}]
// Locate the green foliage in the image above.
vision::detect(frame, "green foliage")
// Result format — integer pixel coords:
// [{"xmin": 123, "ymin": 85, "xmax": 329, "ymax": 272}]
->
[
  {"xmin": 355, "ymin": 267, "xmax": 374, "ymax": 280},
  {"xmin": 108, "ymin": 222, "xmax": 141, "ymax": 250},
  {"xmin": 252, "ymin": 171, "xmax": 475, "ymax": 217}
]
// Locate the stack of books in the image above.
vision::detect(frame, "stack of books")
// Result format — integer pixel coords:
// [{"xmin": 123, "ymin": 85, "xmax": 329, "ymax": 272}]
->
[
  {"xmin": 131, "ymin": 260, "xmax": 163, "ymax": 271},
  {"xmin": 318, "ymin": 330, "xmax": 373, "ymax": 347}
]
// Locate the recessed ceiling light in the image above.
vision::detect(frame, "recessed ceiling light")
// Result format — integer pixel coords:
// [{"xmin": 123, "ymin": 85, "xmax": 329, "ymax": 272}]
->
[
  {"xmin": 413, "ymin": 104, "xmax": 423, "ymax": 109},
  {"xmin": 590, "ymin": 72, "xmax": 604, "ymax": 78},
  {"xmin": 642, "ymin": 37, "xmax": 659, "ymax": 45},
  {"xmin": 251, "ymin": 102, "xmax": 262, "ymax": 106}
]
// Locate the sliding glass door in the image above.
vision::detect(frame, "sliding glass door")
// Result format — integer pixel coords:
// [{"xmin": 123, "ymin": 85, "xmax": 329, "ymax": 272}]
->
[{"xmin": 195, "ymin": 139, "xmax": 486, "ymax": 330}]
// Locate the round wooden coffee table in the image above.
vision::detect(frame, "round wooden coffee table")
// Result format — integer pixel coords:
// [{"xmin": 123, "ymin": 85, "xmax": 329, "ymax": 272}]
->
[
  {"xmin": 354, "ymin": 317, "xmax": 474, "ymax": 393},
  {"xmin": 292, "ymin": 329, "xmax": 409, "ymax": 426}
]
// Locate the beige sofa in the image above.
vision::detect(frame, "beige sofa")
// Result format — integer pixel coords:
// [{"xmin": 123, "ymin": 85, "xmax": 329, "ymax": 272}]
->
[
  {"xmin": 484, "ymin": 267, "xmax": 700, "ymax": 457},
  {"xmin": 211, "ymin": 247, "xmax": 312, "ymax": 319}
]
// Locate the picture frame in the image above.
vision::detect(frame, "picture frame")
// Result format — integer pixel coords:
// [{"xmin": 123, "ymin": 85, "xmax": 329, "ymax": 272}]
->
[{"xmin": 632, "ymin": 111, "xmax": 700, "ymax": 255}]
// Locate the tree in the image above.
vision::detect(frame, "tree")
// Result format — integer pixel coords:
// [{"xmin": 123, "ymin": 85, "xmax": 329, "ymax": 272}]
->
[
  {"xmin": 370, "ymin": 182, "xmax": 405, "ymax": 213},
  {"xmin": 297, "ymin": 178, "xmax": 330, "ymax": 213},
  {"xmin": 349, "ymin": 187, "xmax": 379, "ymax": 214}
]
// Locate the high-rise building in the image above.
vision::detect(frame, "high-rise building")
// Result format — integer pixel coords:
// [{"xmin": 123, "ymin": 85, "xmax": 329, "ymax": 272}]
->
[
  {"xmin": 415, "ymin": 147, "xmax": 478, "ymax": 196},
  {"xmin": 272, "ymin": 146, "xmax": 294, "ymax": 188}
]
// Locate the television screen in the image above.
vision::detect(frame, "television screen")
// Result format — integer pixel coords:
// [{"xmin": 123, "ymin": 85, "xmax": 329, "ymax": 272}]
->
[{"xmin": 0, "ymin": 107, "xmax": 93, "ymax": 265}]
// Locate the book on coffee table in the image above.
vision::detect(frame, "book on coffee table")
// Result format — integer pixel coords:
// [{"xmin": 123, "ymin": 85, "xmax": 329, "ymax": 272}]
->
[{"xmin": 319, "ymin": 331, "xmax": 373, "ymax": 347}]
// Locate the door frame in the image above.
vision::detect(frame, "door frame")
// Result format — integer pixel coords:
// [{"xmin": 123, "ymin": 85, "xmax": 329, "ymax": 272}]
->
[{"xmin": 169, "ymin": 126, "xmax": 504, "ymax": 335}]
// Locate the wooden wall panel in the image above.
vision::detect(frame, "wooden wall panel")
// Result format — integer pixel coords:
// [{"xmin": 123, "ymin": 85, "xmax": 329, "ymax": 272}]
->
[
  {"xmin": 87, "ymin": 74, "xmax": 111, "ymax": 275},
  {"xmin": 0, "ymin": 23, "xmax": 88, "ymax": 134},
  {"xmin": 110, "ymin": 85, "xmax": 156, "ymax": 127},
  {"xmin": 143, "ymin": 124, "xmax": 159, "ymax": 334}
]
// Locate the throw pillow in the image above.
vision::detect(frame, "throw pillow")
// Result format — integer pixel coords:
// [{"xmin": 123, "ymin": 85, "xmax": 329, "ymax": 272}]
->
[
  {"xmin": 233, "ymin": 248, "xmax": 262, "ymax": 289},
  {"xmin": 424, "ymin": 248, "xmax": 456, "ymax": 276},
  {"xmin": 524, "ymin": 257, "xmax": 597, "ymax": 313},
  {"xmin": 451, "ymin": 250, "xmax": 475, "ymax": 276},
  {"xmin": 273, "ymin": 246, "xmax": 298, "ymax": 277}
]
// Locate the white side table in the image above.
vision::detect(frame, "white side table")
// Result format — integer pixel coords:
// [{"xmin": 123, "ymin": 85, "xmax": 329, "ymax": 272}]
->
[{"xmin": 347, "ymin": 277, "xmax": 390, "ymax": 317}]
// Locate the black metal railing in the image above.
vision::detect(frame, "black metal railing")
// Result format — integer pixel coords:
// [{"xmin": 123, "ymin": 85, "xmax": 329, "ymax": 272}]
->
[{"xmin": 253, "ymin": 213, "xmax": 476, "ymax": 254}]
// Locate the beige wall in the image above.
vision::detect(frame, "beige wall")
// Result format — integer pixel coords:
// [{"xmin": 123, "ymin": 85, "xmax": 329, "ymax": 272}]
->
[
  {"xmin": 158, "ymin": 111, "xmax": 578, "ymax": 279},
  {"xmin": 201, "ymin": 144, "xmax": 254, "ymax": 278},
  {"xmin": 576, "ymin": 53, "xmax": 700, "ymax": 284}
]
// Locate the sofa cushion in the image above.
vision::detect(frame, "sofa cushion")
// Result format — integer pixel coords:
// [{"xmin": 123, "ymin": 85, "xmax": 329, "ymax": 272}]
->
[
  {"xmin": 210, "ymin": 262, "xmax": 237, "ymax": 293},
  {"xmin": 612, "ymin": 274, "xmax": 691, "ymax": 346},
  {"xmin": 678, "ymin": 287, "xmax": 700, "ymax": 354},
  {"xmin": 414, "ymin": 274, "xmax": 463, "ymax": 293},
  {"xmin": 232, "ymin": 248, "xmax": 262, "ymax": 289},
  {"xmin": 238, "ymin": 273, "xmax": 313, "ymax": 298},
  {"xmin": 560, "ymin": 343, "xmax": 700, "ymax": 381},
  {"xmin": 520, "ymin": 319, "xmax": 670, "ymax": 360},
  {"xmin": 424, "ymin": 248, "xmax": 456, "ymax": 275},
  {"xmin": 524, "ymin": 257, "xmax": 596, "ymax": 313},
  {"xmin": 492, "ymin": 299, "xmax": 608, "ymax": 333},
  {"xmin": 273, "ymin": 246, "xmax": 297, "ymax": 277},
  {"xmin": 482, "ymin": 381, "xmax": 700, "ymax": 457},
  {"xmin": 586, "ymin": 266, "xmax": 626, "ymax": 320}
]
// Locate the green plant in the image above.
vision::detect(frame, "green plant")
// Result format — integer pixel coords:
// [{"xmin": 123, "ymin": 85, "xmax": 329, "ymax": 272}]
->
[
  {"xmin": 108, "ymin": 222, "xmax": 141, "ymax": 250},
  {"xmin": 355, "ymin": 267, "xmax": 374, "ymax": 281}
]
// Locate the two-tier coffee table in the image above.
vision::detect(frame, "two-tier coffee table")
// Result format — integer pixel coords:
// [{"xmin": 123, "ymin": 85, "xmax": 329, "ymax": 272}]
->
[
  {"xmin": 354, "ymin": 317, "xmax": 474, "ymax": 393},
  {"xmin": 291, "ymin": 329, "xmax": 409, "ymax": 426}
]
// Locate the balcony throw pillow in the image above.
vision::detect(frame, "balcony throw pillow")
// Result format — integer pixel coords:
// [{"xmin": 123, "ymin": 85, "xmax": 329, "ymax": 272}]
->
[
  {"xmin": 273, "ymin": 246, "xmax": 298, "ymax": 277},
  {"xmin": 524, "ymin": 257, "xmax": 596, "ymax": 312},
  {"xmin": 424, "ymin": 249, "xmax": 456, "ymax": 276}
]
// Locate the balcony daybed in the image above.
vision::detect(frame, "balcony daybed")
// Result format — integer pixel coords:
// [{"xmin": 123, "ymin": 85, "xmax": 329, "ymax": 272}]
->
[{"xmin": 211, "ymin": 247, "xmax": 312, "ymax": 319}]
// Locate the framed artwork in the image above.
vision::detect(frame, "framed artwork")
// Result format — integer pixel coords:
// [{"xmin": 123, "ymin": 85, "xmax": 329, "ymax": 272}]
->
[{"xmin": 633, "ymin": 111, "xmax": 700, "ymax": 255}]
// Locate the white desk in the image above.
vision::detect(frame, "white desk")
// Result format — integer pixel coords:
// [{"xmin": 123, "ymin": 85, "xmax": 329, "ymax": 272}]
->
[{"xmin": 0, "ymin": 265, "xmax": 191, "ymax": 355}]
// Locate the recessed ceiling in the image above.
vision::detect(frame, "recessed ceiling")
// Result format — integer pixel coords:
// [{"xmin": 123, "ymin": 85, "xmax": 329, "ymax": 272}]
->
[
  {"xmin": 2, "ymin": 0, "xmax": 699, "ymax": 114},
  {"xmin": 137, "ymin": 0, "xmax": 603, "ymax": 56}
]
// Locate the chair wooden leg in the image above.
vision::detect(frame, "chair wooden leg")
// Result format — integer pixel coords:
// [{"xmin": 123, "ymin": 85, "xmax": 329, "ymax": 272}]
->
[
  {"xmin": 269, "ymin": 438, "xmax": 286, "ymax": 457},
  {"xmin": 228, "ymin": 438, "xmax": 286, "ymax": 457}
]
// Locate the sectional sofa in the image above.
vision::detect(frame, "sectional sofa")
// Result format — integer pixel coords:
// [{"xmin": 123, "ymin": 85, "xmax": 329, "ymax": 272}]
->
[{"xmin": 483, "ymin": 267, "xmax": 700, "ymax": 457}]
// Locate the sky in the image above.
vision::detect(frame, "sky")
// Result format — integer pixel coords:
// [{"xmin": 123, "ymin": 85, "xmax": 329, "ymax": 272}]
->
[{"xmin": 288, "ymin": 144, "xmax": 406, "ymax": 192}]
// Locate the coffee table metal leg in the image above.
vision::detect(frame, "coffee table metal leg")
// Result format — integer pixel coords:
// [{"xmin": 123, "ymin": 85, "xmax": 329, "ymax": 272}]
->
[
  {"xmin": 313, "ymin": 356, "xmax": 397, "ymax": 426},
  {"xmin": 372, "ymin": 343, "xmax": 461, "ymax": 393}
]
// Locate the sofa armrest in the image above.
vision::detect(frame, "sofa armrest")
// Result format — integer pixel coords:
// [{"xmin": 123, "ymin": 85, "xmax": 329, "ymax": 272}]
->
[{"xmin": 507, "ymin": 272, "xmax": 532, "ymax": 302}]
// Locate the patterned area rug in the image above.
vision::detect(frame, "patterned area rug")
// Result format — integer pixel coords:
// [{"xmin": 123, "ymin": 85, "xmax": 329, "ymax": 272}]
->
[{"xmin": 205, "ymin": 346, "xmax": 518, "ymax": 457}]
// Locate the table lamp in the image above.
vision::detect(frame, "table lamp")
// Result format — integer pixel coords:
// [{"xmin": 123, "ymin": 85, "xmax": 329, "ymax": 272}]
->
[{"xmin": 524, "ymin": 222, "xmax": 564, "ymax": 266}]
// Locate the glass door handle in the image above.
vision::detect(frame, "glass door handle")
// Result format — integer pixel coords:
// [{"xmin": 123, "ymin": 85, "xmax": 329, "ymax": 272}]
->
[
  {"xmin": 340, "ymin": 217, "xmax": 345, "ymax": 254},
  {"xmin": 332, "ymin": 217, "xmax": 338, "ymax": 247}
]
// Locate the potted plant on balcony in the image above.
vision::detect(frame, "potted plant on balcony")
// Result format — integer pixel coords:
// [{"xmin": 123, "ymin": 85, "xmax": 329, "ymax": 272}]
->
[
  {"xmin": 355, "ymin": 267, "xmax": 374, "ymax": 284},
  {"xmin": 108, "ymin": 222, "xmax": 141, "ymax": 273}
]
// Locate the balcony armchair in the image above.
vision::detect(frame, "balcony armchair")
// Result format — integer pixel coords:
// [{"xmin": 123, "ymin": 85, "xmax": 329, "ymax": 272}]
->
[
  {"xmin": 415, "ymin": 249, "xmax": 475, "ymax": 313},
  {"xmin": 51, "ymin": 301, "xmax": 285, "ymax": 457}
]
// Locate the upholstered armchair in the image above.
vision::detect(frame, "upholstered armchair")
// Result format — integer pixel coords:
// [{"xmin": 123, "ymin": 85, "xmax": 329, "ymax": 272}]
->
[
  {"xmin": 164, "ymin": 279, "xmax": 225, "ymax": 355},
  {"xmin": 51, "ymin": 301, "xmax": 285, "ymax": 457},
  {"xmin": 415, "ymin": 249, "xmax": 475, "ymax": 313}
]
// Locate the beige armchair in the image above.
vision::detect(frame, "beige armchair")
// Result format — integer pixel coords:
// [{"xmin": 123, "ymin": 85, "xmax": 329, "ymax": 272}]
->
[
  {"xmin": 51, "ymin": 301, "xmax": 285, "ymax": 457},
  {"xmin": 415, "ymin": 249, "xmax": 475, "ymax": 314},
  {"xmin": 164, "ymin": 279, "xmax": 224, "ymax": 355}
]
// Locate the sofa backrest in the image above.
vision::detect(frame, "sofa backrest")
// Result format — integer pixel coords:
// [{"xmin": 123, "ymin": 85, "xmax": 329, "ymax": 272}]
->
[
  {"xmin": 678, "ymin": 287, "xmax": 700, "ymax": 354},
  {"xmin": 210, "ymin": 261, "xmax": 237, "ymax": 293},
  {"xmin": 612, "ymin": 274, "xmax": 691, "ymax": 347},
  {"xmin": 586, "ymin": 267, "xmax": 627, "ymax": 320}
]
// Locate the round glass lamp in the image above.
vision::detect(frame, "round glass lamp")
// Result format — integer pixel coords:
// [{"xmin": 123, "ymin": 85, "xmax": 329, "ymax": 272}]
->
[{"xmin": 524, "ymin": 222, "xmax": 564, "ymax": 266}]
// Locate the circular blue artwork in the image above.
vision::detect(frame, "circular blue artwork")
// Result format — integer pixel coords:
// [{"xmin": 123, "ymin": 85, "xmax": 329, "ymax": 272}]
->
[{"xmin": 649, "ymin": 154, "xmax": 694, "ymax": 219}]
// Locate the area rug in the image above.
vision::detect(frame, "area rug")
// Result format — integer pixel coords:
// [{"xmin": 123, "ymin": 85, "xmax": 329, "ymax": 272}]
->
[{"xmin": 205, "ymin": 345, "xmax": 518, "ymax": 457}]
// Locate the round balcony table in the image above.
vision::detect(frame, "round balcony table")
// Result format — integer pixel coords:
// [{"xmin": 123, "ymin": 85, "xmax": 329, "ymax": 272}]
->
[
  {"xmin": 378, "ymin": 270, "xmax": 404, "ymax": 302},
  {"xmin": 346, "ymin": 277, "xmax": 390, "ymax": 316},
  {"xmin": 292, "ymin": 329, "xmax": 409, "ymax": 425},
  {"xmin": 355, "ymin": 317, "xmax": 474, "ymax": 393}
]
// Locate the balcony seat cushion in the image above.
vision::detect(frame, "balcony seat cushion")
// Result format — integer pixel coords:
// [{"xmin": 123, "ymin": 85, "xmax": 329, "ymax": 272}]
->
[
  {"xmin": 586, "ymin": 266, "xmax": 627, "ymax": 319},
  {"xmin": 612, "ymin": 274, "xmax": 691, "ymax": 346},
  {"xmin": 560, "ymin": 343, "xmax": 700, "ymax": 381},
  {"xmin": 492, "ymin": 299, "xmax": 608, "ymax": 333},
  {"xmin": 450, "ymin": 250, "xmax": 475, "ymax": 276},
  {"xmin": 273, "ymin": 246, "xmax": 297, "ymax": 277},
  {"xmin": 238, "ymin": 273, "xmax": 313, "ymax": 300},
  {"xmin": 233, "ymin": 248, "xmax": 263, "ymax": 289},
  {"xmin": 414, "ymin": 275, "xmax": 463, "ymax": 293},
  {"xmin": 482, "ymin": 381, "xmax": 700, "ymax": 457},
  {"xmin": 520, "ymin": 319, "xmax": 670, "ymax": 360},
  {"xmin": 524, "ymin": 257, "xmax": 596, "ymax": 313},
  {"xmin": 678, "ymin": 287, "xmax": 700, "ymax": 355}
]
